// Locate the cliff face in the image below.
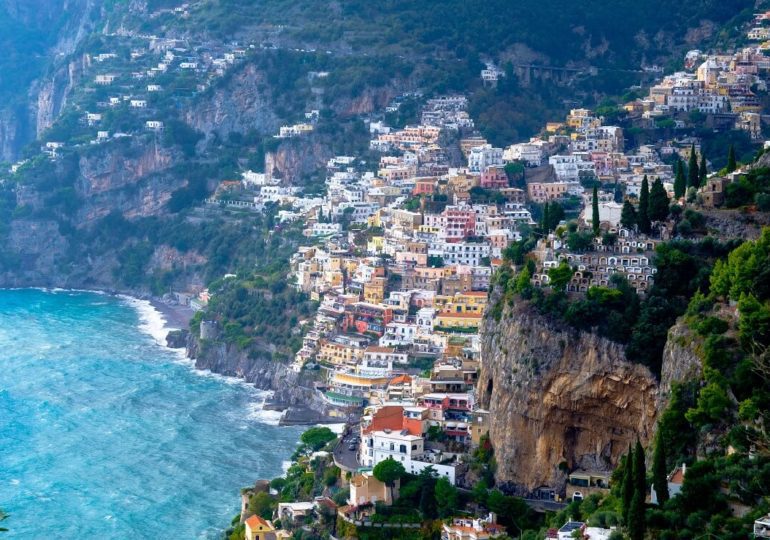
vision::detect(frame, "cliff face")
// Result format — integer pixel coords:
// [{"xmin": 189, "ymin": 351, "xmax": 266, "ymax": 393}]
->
[
  {"xmin": 188, "ymin": 336, "xmax": 341, "ymax": 425},
  {"xmin": 75, "ymin": 138, "xmax": 182, "ymax": 225},
  {"xmin": 0, "ymin": 0, "xmax": 95, "ymax": 160},
  {"xmin": 184, "ymin": 63, "xmax": 280, "ymax": 139},
  {"xmin": 658, "ymin": 320, "xmax": 703, "ymax": 407},
  {"xmin": 478, "ymin": 299, "xmax": 659, "ymax": 492}
]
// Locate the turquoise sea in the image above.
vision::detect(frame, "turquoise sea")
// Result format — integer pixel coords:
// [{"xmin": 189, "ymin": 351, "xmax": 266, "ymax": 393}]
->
[{"xmin": 0, "ymin": 289, "xmax": 304, "ymax": 538}]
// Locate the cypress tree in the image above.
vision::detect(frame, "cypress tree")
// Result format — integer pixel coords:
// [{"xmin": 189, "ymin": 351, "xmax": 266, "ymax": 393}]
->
[
  {"xmin": 638, "ymin": 176, "xmax": 651, "ymax": 234},
  {"xmin": 542, "ymin": 202, "xmax": 550, "ymax": 234},
  {"xmin": 628, "ymin": 440, "xmax": 647, "ymax": 540},
  {"xmin": 651, "ymin": 435, "xmax": 669, "ymax": 506},
  {"xmin": 648, "ymin": 179, "xmax": 670, "ymax": 222},
  {"xmin": 627, "ymin": 490, "xmax": 646, "ymax": 540},
  {"xmin": 549, "ymin": 201, "xmax": 565, "ymax": 231},
  {"xmin": 633, "ymin": 439, "xmax": 646, "ymax": 498},
  {"xmin": 419, "ymin": 475, "xmax": 437, "ymax": 518},
  {"xmin": 699, "ymin": 153, "xmax": 708, "ymax": 186},
  {"xmin": 592, "ymin": 185, "xmax": 600, "ymax": 236},
  {"xmin": 621, "ymin": 445, "xmax": 634, "ymax": 523},
  {"xmin": 673, "ymin": 159, "xmax": 686, "ymax": 199},
  {"xmin": 727, "ymin": 144, "xmax": 737, "ymax": 173},
  {"xmin": 688, "ymin": 144, "xmax": 699, "ymax": 189},
  {"xmin": 621, "ymin": 200, "xmax": 637, "ymax": 230}
]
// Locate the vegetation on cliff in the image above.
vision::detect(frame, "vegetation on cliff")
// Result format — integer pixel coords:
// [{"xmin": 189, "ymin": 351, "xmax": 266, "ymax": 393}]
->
[{"xmin": 494, "ymin": 231, "xmax": 741, "ymax": 376}]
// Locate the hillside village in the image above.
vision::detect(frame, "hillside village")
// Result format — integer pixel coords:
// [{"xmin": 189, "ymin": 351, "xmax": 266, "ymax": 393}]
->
[
  {"xmin": 2, "ymin": 3, "xmax": 770, "ymax": 540},
  {"xmin": 212, "ymin": 21, "xmax": 770, "ymax": 540}
]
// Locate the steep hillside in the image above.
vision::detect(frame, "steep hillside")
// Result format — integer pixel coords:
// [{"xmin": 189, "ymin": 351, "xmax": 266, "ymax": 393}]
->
[
  {"xmin": 0, "ymin": 0, "xmax": 97, "ymax": 160},
  {"xmin": 478, "ymin": 298, "xmax": 659, "ymax": 493}
]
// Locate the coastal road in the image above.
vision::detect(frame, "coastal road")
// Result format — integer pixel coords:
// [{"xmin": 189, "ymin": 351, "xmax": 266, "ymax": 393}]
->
[{"xmin": 333, "ymin": 431, "xmax": 361, "ymax": 472}]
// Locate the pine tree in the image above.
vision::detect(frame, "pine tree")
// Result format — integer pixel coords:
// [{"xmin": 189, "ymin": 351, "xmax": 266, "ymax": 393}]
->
[
  {"xmin": 592, "ymin": 185, "xmax": 600, "ymax": 236},
  {"xmin": 651, "ymin": 435, "xmax": 669, "ymax": 506},
  {"xmin": 688, "ymin": 144, "xmax": 699, "ymax": 189},
  {"xmin": 673, "ymin": 159, "xmax": 686, "ymax": 199},
  {"xmin": 699, "ymin": 153, "xmax": 708, "ymax": 186},
  {"xmin": 621, "ymin": 445, "xmax": 634, "ymax": 523},
  {"xmin": 727, "ymin": 144, "xmax": 737, "ymax": 173},
  {"xmin": 621, "ymin": 200, "xmax": 637, "ymax": 230},
  {"xmin": 638, "ymin": 176, "xmax": 651, "ymax": 234},
  {"xmin": 648, "ymin": 179, "xmax": 670, "ymax": 222}
]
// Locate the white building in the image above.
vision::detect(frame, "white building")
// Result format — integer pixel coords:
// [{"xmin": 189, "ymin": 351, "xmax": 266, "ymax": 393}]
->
[
  {"xmin": 468, "ymin": 144, "xmax": 503, "ymax": 173},
  {"xmin": 584, "ymin": 201, "xmax": 623, "ymax": 228},
  {"xmin": 145, "ymin": 120, "xmax": 164, "ymax": 131},
  {"xmin": 430, "ymin": 241, "xmax": 491, "ymax": 267}
]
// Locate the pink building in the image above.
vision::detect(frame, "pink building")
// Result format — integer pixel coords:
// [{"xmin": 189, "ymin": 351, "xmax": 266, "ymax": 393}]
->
[{"xmin": 479, "ymin": 166, "xmax": 509, "ymax": 190}]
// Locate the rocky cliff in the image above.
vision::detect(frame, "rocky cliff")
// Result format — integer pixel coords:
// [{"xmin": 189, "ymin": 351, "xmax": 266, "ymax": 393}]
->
[
  {"xmin": 184, "ymin": 63, "xmax": 280, "ymax": 140},
  {"xmin": 188, "ymin": 335, "xmax": 342, "ymax": 425},
  {"xmin": 478, "ymin": 299, "xmax": 659, "ymax": 493},
  {"xmin": 0, "ymin": 0, "xmax": 96, "ymax": 160}
]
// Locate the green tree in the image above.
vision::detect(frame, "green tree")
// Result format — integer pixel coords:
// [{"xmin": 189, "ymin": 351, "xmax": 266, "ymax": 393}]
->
[
  {"xmin": 737, "ymin": 293, "xmax": 770, "ymax": 353},
  {"xmin": 699, "ymin": 153, "xmax": 708, "ymax": 186},
  {"xmin": 514, "ymin": 266, "xmax": 532, "ymax": 294},
  {"xmin": 373, "ymin": 458, "xmax": 406, "ymax": 502},
  {"xmin": 620, "ymin": 200, "xmax": 637, "ymax": 230},
  {"xmin": 628, "ymin": 440, "xmax": 647, "ymax": 540},
  {"xmin": 621, "ymin": 446, "xmax": 634, "ymax": 523},
  {"xmin": 627, "ymin": 490, "xmax": 645, "ymax": 540},
  {"xmin": 688, "ymin": 144, "xmax": 699, "ymax": 189},
  {"xmin": 548, "ymin": 261, "xmax": 574, "ymax": 291},
  {"xmin": 249, "ymin": 491, "xmax": 275, "ymax": 519},
  {"xmin": 633, "ymin": 440, "xmax": 646, "ymax": 496},
  {"xmin": 674, "ymin": 159, "xmax": 686, "ymax": 199},
  {"xmin": 727, "ymin": 144, "xmax": 737, "ymax": 173},
  {"xmin": 435, "ymin": 477, "xmax": 459, "ymax": 518},
  {"xmin": 541, "ymin": 202, "xmax": 551, "ymax": 234},
  {"xmin": 547, "ymin": 202, "xmax": 565, "ymax": 231},
  {"xmin": 638, "ymin": 176, "xmax": 651, "ymax": 234},
  {"xmin": 648, "ymin": 179, "xmax": 669, "ymax": 222},
  {"xmin": 651, "ymin": 435, "xmax": 669, "ymax": 506},
  {"xmin": 592, "ymin": 185, "xmax": 600, "ymax": 236},
  {"xmin": 300, "ymin": 427, "xmax": 336, "ymax": 451},
  {"xmin": 418, "ymin": 469, "xmax": 438, "ymax": 519}
]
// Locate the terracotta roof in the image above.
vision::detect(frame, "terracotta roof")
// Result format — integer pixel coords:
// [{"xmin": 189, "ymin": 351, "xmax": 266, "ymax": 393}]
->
[
  {"xmin": 669, "ymin": 466, "xmax": 685, "ymax": 484},
  {"xmin": 245, "ymin": 515, "xmax": 272, "ymax": 529},
  {"xmin": 363, "ymin": 405, "xmax": 404, "ymax": 434},
  {"xmin": 389, "ymin": 374, "xmax": 412, "ymax": 385},
  {"xmin": 365, "ymin": 346, "xmax": 396, "ymax": 353}
]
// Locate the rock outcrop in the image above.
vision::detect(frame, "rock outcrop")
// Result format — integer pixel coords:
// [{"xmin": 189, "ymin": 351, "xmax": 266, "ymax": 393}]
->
[
  {"xmin": 478, "ymin": 299, "xmax": 659, "ymax": 493},
  {"xmin": 188, "ymin": 335, "xmax": 341, "ymax": 425},
  {"xmin": 184, "ymin": 63, "xmax": 280, "ymax": 139}
]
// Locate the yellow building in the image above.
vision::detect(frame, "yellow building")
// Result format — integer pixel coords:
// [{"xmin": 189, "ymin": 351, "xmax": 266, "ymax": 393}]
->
[
  {"xmin": 330, "ymin": 371, "xmax": 390, "ymax": 393},
  {"xmin": 349, "ymin": 471, "xmax": 399, "ymax": 506},
  {"xmin": 450, "ymin": 291, "xmax": 488, "ymax": 314},
  {"xmin": 435, "ymin": 311, "xmax": 483, "ymax": 330},
  {"xmin": 244, "ymin": 515, "xmax": 276, "ymax": 540},
  {"xmin": 364, "ymin": 277, "xmax": 387, "ymax": 304},
  {"xmin": 367, "ymin": 236, "xmax": 385, "ymax": 253},
  {"xmin": 317, "ymin": 340, "xmax": 364, "ymax": 366}
]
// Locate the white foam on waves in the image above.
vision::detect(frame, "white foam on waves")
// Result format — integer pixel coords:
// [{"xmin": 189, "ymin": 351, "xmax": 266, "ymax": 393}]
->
[
  {"xmin": 118, "ymin": 295, "xmax": 172, "ymax": 347},
  {"xmin": 246, "ymin": 395, "xmax": 285, "ymax": 426}
]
